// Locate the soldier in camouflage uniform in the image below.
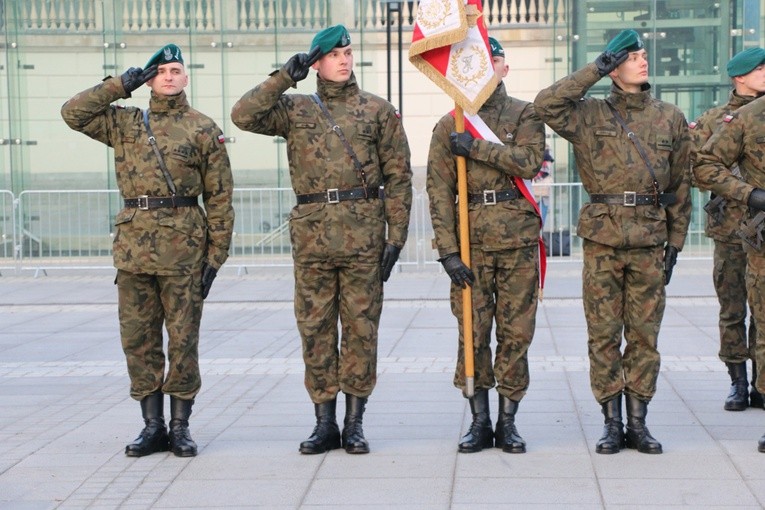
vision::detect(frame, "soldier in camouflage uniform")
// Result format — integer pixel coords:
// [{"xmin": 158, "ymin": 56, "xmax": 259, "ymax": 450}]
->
[
  {"xmin": 694, "ymin": 52, "xmax": 765, "ymax": 453},
  {"xmin": 427, "ymin": 38, "xmax": 544, "ymax": 454},
  {"xmin": 534, "ymin": 30, "xmax": 692, "ymax": 455},
  {"xmin": 231, "ymin": 25, "xmax": 412, "ymax": 455},
  {"xmin": 690, "ymin": 48, "xmax": 765, "ymax": 412},
  {"xmin": 61, "ymin": 44, "xmax": 235, "ymax": 458}
]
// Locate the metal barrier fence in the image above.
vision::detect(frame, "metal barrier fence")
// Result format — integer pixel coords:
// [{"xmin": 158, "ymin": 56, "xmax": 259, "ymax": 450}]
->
[{"xmin": 0, "ymin": 184, "xmax": 713, "ymax": 275}]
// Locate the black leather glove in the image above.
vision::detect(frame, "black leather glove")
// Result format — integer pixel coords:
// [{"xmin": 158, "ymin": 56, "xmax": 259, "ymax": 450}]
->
[
  {"xmin": 450, "ymin": 132, "xmax": 474, "ymax": 158},
  {"xmin": 663, "ymin": 245, "xmax": 678, "ymax": 285},
  {"xmin": 120, "ymin": 65, "xmax": 158, "ymax": 94},
  {"xmin": 439, "ymin": 253, "xmax": 475, "ymax": 288},
  {"xmin": 284, "ymin": 52, "xmax": 313, "ymax": 83},
  {"xmin": 380, "ymin": 244, "xmax": 401, "ymax": 283},
  {"xmin": 594, "ymin": 49, "xmax": 629, "ymax": 77},
  {"xmin": 201, "ymin": 262, "xmax": 217, "ymax": 299},
  {"xmin": 748, "ymin": 188, "xmax": 765, "ymax": 212}
]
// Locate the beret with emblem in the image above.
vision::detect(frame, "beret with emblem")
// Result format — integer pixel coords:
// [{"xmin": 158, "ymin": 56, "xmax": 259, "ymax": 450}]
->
[
  {"xmin": 488, "ymin": 37, "xmax": 505, "ymax": 58},
  {"xmin": 605, "ymin": 29, "xmax": 644, "ymax": 54},
  {"xmin": 310, "ymin": 25, "xmax": 351, "ymax": 54},
  {"xmin": 145, "ymin": 43, "xmax": 184, "ymax": 69},
  {"xmin": 727, "ymin": 47, "xmax": 765, "ymax": 77}
]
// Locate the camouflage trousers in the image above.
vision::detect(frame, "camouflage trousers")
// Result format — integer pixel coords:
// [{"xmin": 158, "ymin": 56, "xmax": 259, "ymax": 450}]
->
[
  {"xmin": 582, "ymin": 241, "xmax": 665, "ymax": 404},
  {"xmin": 745, "ymin": 253, "xmax": 765, "ymax": 393},
  {"xmin": 450, "ymin": 245, "xmax": 538, "ymax": 400},
  {"xmin": 117, "ymin": 269, "xmax": 203, "ymax": 401},
  {"xmin": 713, "ymin": 239, "xmax": 756, "ymax": 363},
  {"xmin": 294, "ymin": 259, "xmax": 382, "ymax": 404}
]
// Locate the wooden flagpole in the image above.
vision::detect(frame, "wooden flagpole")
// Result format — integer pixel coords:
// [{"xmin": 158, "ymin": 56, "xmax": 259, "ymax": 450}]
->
[{"xmin": 454, "ymin": 105, "xmax": 475, "ymax": 398}]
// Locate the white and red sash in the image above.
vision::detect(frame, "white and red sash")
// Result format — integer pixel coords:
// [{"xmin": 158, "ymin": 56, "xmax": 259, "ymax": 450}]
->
[{"xmin": 451, "ymin": 110, "xmax": 547, "ymax": 293}]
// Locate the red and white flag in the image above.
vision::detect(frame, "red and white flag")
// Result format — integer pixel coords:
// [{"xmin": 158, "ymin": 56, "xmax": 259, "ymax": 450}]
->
[{"xmin": 409, "ymin": 0, "xmax": 496, "ymax": 115}]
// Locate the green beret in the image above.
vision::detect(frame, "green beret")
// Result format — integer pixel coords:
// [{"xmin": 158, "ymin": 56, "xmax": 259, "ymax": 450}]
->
[
  {"xmin": 145, "ymin": 44, "xmax": 184, "ymax": 69},
  {"xmin": 488, "ymin": 37, "xmax": 505, "ymax": 58},
  {"xmin": 310, "ymin": 25, "xmax": 351, "ymax": 55},
  {"xmin": 727, "ymin": 47, "xmax": 765, "ymax": 77},
  {"xmin": 605, "ymin": 30, "xmax": 644, "ymax": 54}
]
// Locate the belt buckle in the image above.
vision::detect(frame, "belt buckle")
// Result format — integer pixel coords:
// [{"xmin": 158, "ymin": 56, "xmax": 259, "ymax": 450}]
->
[
  {"xmin": 483, "ymin": 190, "xmax": 497, "ymax": 205},
  {"xmin": 623, "ymin": 191, "xmax": 637, "ymax": 207},
  {"xmin": 326, "ymin": 188, "xmax": 340, "ymax": 204},
  {"xmin": 137, "ymin": 195, "xmax": 150, "ymax": 210}
]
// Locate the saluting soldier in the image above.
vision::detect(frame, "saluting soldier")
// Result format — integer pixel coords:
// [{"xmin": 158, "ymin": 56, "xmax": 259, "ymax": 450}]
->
[
  {"xmin": 61, "ymin": 44, "xmax": 235, "ymax": 458},
  {"xmin": 690, "ymin": 48, "xmax": 765, "ymax": 412},
  {"xmin": 694, "ymin": 52, "xmax": 765, "ymax": 453},
  {"xmin": 231, "ymin": 25, "xmax": 412, "ymax": 455},
  {"xmin": 426, "ymin": 37, "xmax": 544, "ymax": 454},
  {"xmin": 534, "ymin": 30, "xmax": 691, "ymax": 455}
]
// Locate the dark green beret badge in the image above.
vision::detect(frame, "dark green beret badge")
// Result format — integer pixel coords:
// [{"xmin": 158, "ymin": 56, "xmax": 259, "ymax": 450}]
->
[
  {"xmin": 310, "ymin": 25, "xmax": 351, "ymax": 55},
  {"xmin": 488, "ymin": 37, "xmax": 504, "ymax": 58},
  {"xmin": 145, "ymin": 44, "xmax": 184, "ymax": 69},
  {"xmin": 605, "ymin": 30, "xmax": 644, "ymax": 54},
  {"xmin": 727, "ymin": 47, "xmax": 765, "ymax": 77}
]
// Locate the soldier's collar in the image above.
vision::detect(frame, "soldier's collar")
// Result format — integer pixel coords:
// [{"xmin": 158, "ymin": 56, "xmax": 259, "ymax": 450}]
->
[
  {"xmin": 149, "ymin": 90, "xmax": 189, "ymax": 113},
  {"xmin": 316, "ymin": 72, "xmax": 358, "ymax": 100},
  {"xmin": 609, "ymin": 83, "xmax": 651, "ymax": 109}
]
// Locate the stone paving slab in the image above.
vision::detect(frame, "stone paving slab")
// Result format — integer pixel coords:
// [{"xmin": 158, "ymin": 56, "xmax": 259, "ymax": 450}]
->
[{"xmin": 1, "ymin": 259, "xmax": 765, "ymax": 509}]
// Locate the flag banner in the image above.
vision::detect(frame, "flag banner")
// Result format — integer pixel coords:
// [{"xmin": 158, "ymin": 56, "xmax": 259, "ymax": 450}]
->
[
  {"xmin": 452, "ymin": 110, "xmax": 548, "ymax": 291},
  {"xmin": 409, "ymin": 0, "xmax": 497, "ymax": 115}
]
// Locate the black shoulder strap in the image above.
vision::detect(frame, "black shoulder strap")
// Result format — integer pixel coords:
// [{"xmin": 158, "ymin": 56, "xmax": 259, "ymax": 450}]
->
[
  {"xmin": 142, "ymin": 109, "xmax": 178, "ymax": 196},
  {"xmin": 310, "ymin": 93, "xmax": 368, "ymax": 193},
  {"xmin": 605, "ymin": 101, "xmax": 660, "ymax": 200}
]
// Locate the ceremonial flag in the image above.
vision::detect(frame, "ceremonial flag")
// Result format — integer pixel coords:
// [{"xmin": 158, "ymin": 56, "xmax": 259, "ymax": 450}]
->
[{"xmin": 409, "ymin": 0, "xmax": 496, "ymax": 115}]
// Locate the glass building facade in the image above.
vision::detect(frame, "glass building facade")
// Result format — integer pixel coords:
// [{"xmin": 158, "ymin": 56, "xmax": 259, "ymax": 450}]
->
[{"xmin": 0, "ymin": 0, "xmax": 762, "ymax": 261}]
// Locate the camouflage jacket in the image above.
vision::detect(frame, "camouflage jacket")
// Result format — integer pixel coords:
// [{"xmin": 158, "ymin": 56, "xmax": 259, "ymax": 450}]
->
[
  {"xmin": 61, "ymin": 78, "xmax": 235, "ymax": 275},
  {"xmin": 694, "ymin": 96, "xmax": 765, "ymax": 253},
  {"xmin": 230, "ymin": 70, "xmax": 412, "ymax": 261},
  {"xmin": 426, "ymin": 83, "xmax": 545, "ymax": 256},
  {"xmin": 690, "ymin": 91, "xmax": 755, "ymax": 243},
  {"xmin": 534, "ymin": 63, "xmax": 692, "ymax": 250}
]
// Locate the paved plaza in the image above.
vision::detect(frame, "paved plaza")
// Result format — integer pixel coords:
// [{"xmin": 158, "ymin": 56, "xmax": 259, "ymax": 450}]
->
[{"xmin": 1, "ymin": 258, "xmax": 765, "ymax": 509}]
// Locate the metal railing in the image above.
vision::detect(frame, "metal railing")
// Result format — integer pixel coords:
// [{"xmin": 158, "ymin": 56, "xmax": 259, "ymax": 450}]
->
[
  {"xmin": 0, "ymin": 183, "xmax": 713, "ymax": 275},
  {"xmin": 5, "ymin": 0, "xmax": 566, "ymax": 33}
]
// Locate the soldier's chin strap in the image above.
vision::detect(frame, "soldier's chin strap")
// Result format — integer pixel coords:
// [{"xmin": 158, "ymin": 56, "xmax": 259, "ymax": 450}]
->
[{"xmin": 143, "ymin": 109, "xmax": 178, "ymax": 196}]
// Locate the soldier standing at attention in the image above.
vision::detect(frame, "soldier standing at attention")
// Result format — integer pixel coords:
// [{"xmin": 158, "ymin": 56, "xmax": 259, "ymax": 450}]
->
[
  {"xmin": 231, "ymin": 25, "xmax": 412, "ymax": 455},
  {"xmin": 534, "ymin": 30, "xmax": 691, "ymax": 455},
  {"xmin": 61, "ymin": 44, "xmax": 235, "ymax": 458},
  {"xmin": 694, "ymin": 55, "xmax": 765, "ymax": 453},
  {"xmin": 690, "ymin": 48, "xmax": 765, "ymax": 412},
  {"xmin": 427, "ymin": 37, "xmax": 545, "ymax": 454}
]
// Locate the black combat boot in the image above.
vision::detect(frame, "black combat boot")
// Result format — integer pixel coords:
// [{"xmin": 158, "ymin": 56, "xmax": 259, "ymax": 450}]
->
[
  {"xmin": 750, "ymin": 361, "xmax": 763, "ymax": 408},
  {"xmin": 494, "ymin": 394, "xmax": 526, "ymax": 453},
  {"xmin": 458, "ymin": 389, "xmax": 493, "ymax": 453},
  {"xmin": 125, "ymin": 391, "xmax": 169, "ymax": 457},
  {"xmin": 168, "ymin": 397, "xmax": 197, "ymax": 457},
  {"xmin": 299, "ymin": 399, "xmax": 341, "ymax": 454},
  {"xmin": 624, "ymin": 394, "xmax": 662, "ymax": 454},
  {"xmin": 595, "ymin": 394, "xmax": 624, "ymax": 454},
  {"xmin": 342, "ymin": 394, "xmax": 370, "ymax": 454},
  {"xmin": 725, "ymin": 362, "xmax": 749, "ymax": 411}
]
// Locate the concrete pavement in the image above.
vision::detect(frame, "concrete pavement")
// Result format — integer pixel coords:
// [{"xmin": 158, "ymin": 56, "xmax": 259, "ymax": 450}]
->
[{"xmin": 1, "ymin": 258, "xmax": 765, "ymax": 509}]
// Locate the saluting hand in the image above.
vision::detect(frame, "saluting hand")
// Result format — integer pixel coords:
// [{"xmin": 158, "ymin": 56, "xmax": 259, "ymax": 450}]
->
[
  {"xmin": 594, "ymin": 49, "xmax": 629, "ymax": 77},
  {"xmin": 120, "ymin": 65, "xmax": 158, "ymax": 94},
  {"xmin": 284, "ymin": 47, "xmax": 322, "ymax": 84}
]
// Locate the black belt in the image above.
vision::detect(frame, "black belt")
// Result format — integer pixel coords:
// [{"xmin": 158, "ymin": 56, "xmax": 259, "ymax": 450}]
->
[
  {"xmin": 590, "ymin": 192, "xmax": 676, "ymax": 207},
  {"xmin": 466, "ymin": 189, "xmax": 520, "ymax": 205},
  {"xmin": 124, "ymin": 195, "xmax": 199, "ymax": 210},
  {"xmin": 295, "ymin": 186, "xmax": 382, "ymax": 205}
]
